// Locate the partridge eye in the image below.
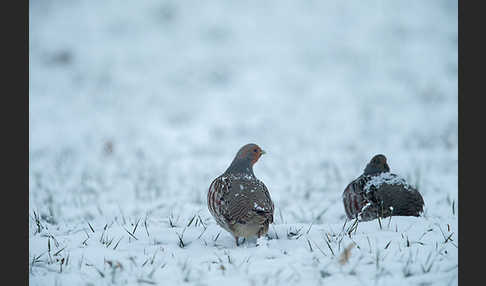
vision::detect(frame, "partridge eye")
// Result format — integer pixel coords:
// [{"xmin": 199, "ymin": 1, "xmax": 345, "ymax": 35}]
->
[{"xmin": 254, "ymin": 149, "xmax": 258, "ymax": 152}]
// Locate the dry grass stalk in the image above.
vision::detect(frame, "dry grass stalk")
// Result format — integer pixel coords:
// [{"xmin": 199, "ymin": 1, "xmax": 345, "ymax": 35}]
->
[{"xmin": 338, "ymin": 242, "xmax": 356, "ymax": 265}]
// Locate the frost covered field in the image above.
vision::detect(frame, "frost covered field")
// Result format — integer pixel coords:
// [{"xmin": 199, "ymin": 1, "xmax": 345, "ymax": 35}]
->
[{"xmin": 29, "ymin": 0, "xmax": 458, "ymax": 285}]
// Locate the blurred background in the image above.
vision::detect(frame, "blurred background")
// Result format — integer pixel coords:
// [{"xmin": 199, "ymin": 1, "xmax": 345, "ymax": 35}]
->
[{"xmin": 29, "ymin": 0, "xmax": 457, "ymax": 225}]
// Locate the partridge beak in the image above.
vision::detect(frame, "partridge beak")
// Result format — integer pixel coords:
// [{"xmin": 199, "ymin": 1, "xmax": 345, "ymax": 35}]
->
[{"xmin": 261, "ymin": 150, "xmax": 266, "ymax": 155}]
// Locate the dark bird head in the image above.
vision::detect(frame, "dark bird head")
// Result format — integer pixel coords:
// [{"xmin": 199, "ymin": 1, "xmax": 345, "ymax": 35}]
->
[
  {"xmin": 363, "ymin": 154, "xmax": 390, "ymax": 175},
  {"xmin": 225, "ymin": 143, "xmax": 266, "ymax": 175}
]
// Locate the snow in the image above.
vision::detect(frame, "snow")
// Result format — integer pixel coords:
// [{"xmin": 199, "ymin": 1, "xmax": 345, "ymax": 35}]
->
[
  {"xmin": 364, "ymin": 172, "xmax": 411, "ymax": 193},
  {"xmin": 254, "ymin": 203, "xmax": 265, "ymax": 211},
  {"xmin": 359, "ymin": 202, "xmax": 374, "ymax": 214},
  {"xmin": 29, "ymin": 0, "xmax": 457, "ymax": 285}
]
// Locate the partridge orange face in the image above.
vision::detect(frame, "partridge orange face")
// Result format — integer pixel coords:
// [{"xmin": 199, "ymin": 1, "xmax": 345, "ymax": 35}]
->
[{"xmin": 236, "ymin": 143, "xmax": 266, "ymax": 165}]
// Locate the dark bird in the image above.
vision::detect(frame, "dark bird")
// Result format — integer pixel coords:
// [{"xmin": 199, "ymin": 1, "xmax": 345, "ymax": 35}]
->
[{"xmin": 342, "ymin": 154, "xmax": 424, "ymax": 221}]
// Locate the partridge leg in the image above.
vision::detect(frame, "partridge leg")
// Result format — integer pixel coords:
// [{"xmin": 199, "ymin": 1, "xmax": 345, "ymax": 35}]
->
[{"xmin": 235, "ymin": 236, "xmax": 240, "ymax": 246}]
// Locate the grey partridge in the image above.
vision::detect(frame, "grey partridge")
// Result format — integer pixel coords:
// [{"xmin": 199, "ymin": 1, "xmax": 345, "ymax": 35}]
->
[
  {"xmin": 208, "ymin": 143, "xmax": 274, "ymax": 246},
  {"xmin": 342, "ymin": 154, "xmax": 424, "ymax": 221}
]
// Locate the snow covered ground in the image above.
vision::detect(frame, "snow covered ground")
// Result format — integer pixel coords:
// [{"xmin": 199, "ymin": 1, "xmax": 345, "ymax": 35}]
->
[{"xmin": 29, "ymin": 0, "xmax": 458, "ymax": 285}]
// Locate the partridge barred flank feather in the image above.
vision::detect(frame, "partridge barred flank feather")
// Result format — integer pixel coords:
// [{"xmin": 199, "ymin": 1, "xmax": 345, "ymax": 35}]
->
[
  {"xmin": 342, "ymin": 154, "xmax": 425, "ymax": 221},
  {"xmin": 208, "ymin": 143, "xmax": 274, "ymax": 246}
]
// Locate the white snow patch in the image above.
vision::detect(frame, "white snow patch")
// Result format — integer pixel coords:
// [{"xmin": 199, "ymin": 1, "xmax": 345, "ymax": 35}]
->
[
  {"xmin": 254, "ymin": 202, "xmax": 265, "ymax": 211},
  {"xmin": 364, "ymin": 172, "xmax": 411, "ymax": 193}
]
